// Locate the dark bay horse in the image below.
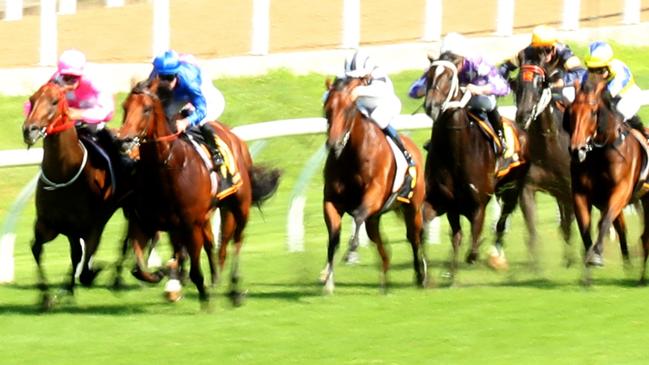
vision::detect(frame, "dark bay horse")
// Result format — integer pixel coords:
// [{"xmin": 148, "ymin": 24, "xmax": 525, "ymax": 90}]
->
[
  {"xmin": 568, "ymin": 74, "xmax": 649, "ymax": 283},
  {"xmin": 321, "ymin": 77, "xmax": 427, "ymax": 293},
  {"xmin": 117, "ymin": 80, "xmax": 280, "ymax": 307},
  {"xmin": 22, "ymin": 81, "xmax": 126, "ymax": 310},
  {"xmin": 513, "ymin": 55, "xmax": 577, "ymax": 266},
  {"xmin": 424, "ymin": 52, "xmax": 529, "ymax": 279}
]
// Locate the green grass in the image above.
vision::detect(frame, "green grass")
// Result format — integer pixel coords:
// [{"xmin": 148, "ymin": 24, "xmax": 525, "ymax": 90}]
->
[{"xmin": 2, "ymin": 44, "xmax": 649, "ymax": 364}]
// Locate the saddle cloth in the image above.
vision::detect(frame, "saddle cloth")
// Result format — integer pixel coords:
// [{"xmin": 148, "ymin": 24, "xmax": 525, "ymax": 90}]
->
[{"xmin": 187, "ymin": 135, "xmax": 240, "ymax": 199}]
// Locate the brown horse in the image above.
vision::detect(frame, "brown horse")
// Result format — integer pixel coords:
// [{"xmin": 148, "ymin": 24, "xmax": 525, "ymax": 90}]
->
[
  {"xmin": 117, "ymin": 80, "xmax": 280, "ymax": 307},
  {"xmin": 321, "ymin": 77, "xmax": 427, "ymax": 293},
  {"xmin": 22, "ymin": 81, "xmax": 127, "ymax": 310},
  {"xmin": 423, "ymin": 52, "xmax": 529, "ymax": 280},
  {"xmin": 513, "ymin": 56, "xmax": 578, "ymax": 267},
  {"xmin": 568, "ymin": 73, "xmax": 649, "ymax": 283}
]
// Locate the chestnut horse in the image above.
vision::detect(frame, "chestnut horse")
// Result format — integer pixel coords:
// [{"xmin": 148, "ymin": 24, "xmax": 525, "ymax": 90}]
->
[
  {"xmin": 568, "ymin": 73, "xmax": 649, "ymax": 284},
  {"xmin": 423, "ymin": 52, "xmax": 529, "ymax": 280},
  {"xmin": 512, "ymin": 54, "xmax": 577, "ymax": 266},
  {"xmin": 22, "ymin": 81, "xmax": 128, "ymax": 310},
  {"xmin": 117, "ymin": 80, "xmax": 280, "ymax": 306},
  {"xmin": 321, "ymin": 77, "xmax": 427, "ymax": 293}
]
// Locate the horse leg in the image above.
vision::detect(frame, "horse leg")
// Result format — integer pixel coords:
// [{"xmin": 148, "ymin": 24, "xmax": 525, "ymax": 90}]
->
[
  {"xmin": 490, "ymin": 190, "xmax": 518, "ymax": 271},
  {"xmin": 573, "ymin": 192, "xmax": 594, "ymax": 285},
  {"xmin": 322, "ymin": 200, "xmax": 343, "ymax": 294},
  {"xmin": 558, "ymin": 197, "xmax": 577, "ymax": 268},
  {"xmin": 186, "ymin": 227, "xmax": 209, "ymax": 309},
  {"xmin": 343, "ymin": 216, "xmax": 364, "ymax": 265},
  {"xmin": 365, "ymin": 216, "xmax": 389, "ymax": 292},
  {"xmin": 519, "ymin": 185, "xmax": 540, "ymax": 266},
  {"xmin": 227, "ymin": 201, "xmax": 249, "ymax": 307},
  {"xmin": 129, "ymin": 221, "xmax": 164, "ymax": 284},
  {"xmin": 466, "ymin": 206, "xmax": 487, "ymax": 265},
  {"xmin": 592, "ymin": 187, "xmax": 629, "ymax": 269},
  {"xmin": 612, "ymin": 213, "xmax": 631, "ymax": 269},
  {"xmin": 31, "ymin": 221, "xmax": 58, "ymax": 311},
  {"xmin": 218, "ymin": 209, "xmax": 236, "ymax": 277},
  {"xmin": 202, "ymin": 220, "xmax": 218, "ymax": 288},
  {"xmin": 78, "ymin": 226, "xmax": 106, "ymax": 288},
  {"xmin": 639, "ymin": 196, "xmax": 649, "ymax": 284},
  {"xmin": 447, "ymin": 212, "xmax": 462, "ymax": 284},
  {"xmin": 113, "ymin": 231, "xmax": 130, "ymax": 290},
  {"xmin": 403, "ymin": 204, "xmax": 427, "ymax": 287}
]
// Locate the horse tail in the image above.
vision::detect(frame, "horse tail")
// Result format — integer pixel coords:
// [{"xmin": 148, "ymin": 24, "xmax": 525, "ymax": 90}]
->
[{"xmin": 250, "ymin": 165, "xmax": 282, "ymax": 206}]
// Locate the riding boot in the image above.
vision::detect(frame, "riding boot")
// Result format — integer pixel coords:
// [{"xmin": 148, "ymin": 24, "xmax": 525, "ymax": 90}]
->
[
  {"xmin": 627, "ymin": 115, "xmax": 649, "ymax": 139},
  {"xmin": 487, "ymin": 108, "xmax": 507, "ymax": 154},
  {"xmin": 383, "ymin": 125, "xmax": 415, "ymax": 167},
  {"xmin": 199, "ymin": 124, "xmax": 233, "ymax": 192}
]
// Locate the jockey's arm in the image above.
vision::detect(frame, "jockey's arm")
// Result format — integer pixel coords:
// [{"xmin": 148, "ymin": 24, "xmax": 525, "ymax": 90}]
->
[
  {"xmin": 408, "ymin": 71, "xmax": 427, "ymax": 99},
  {"xmin": 184, "ymin": 86, "xmax": 207, "ymax": 127},
  {"xmin": 75, "ymin": 85, "xmax": 115, "ymax": 124}
]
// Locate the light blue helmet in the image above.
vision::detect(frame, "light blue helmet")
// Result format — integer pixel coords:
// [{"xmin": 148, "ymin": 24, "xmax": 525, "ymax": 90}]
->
[{"xmin": 153, "ymin": 50, "xmax": 181, "ymax": 75}]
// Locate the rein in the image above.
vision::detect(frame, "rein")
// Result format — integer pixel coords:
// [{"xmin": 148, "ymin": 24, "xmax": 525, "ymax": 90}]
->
[
  {"xmin": 40, "ymin": 141, "xmax": 89, "ymax": 190},
  {"xmin": 430, "ymin": 60, "xmax": 471, "ymax": 111},
  {"xmin": 519, "ymin": 65, "xmax": 553, "ymax": 129}
]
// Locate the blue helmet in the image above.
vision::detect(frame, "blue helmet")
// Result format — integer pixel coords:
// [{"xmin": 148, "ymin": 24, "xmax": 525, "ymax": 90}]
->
[{"xmin": 153, "ymin": 50, "xmax": 181, "ymax": 75}]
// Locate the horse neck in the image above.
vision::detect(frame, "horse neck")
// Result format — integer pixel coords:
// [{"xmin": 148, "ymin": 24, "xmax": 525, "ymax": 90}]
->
[
  {"xmin": 349, "ymin": 113, "xmax": 380, "ymax": 155},
  {"xmin": 41, "ymin": 127, "xmax": 84, "ymax": 179}
]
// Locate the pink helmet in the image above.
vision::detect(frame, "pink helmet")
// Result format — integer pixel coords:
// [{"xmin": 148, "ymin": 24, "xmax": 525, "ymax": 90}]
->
[{"xmin": 57, "ymin": 49, "xmax": 86, "ymax": 76}]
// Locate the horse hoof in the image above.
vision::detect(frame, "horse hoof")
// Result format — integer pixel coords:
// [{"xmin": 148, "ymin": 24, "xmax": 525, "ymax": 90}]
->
[
  {"xmin": 228, "ymin": 290, "xmax": 246, "ymax": 307},
  {"xmin": 165, "ymin": 291, "xmax": 183, "ymax": 303},
  {"xmin": 323, "ymin": 281, "xmax": 335, "ymax": 295},
  {"xmin": 488, "ymin": 254, "xmax": 509, "ymax": 271},
  {"xmin": 79, "ymin": 267, "xmax": 103, "ymax": 287},
  {"xmin": 40, "ymin": 294, "xmax": 56, "ymax": 312},
  {"xmin": 343, "ymin": 251, "xmax": 360, "ymax": 265},
  {"xmin": 586, "ymin": 254, "xmax": 604, "ymax": 267},
  {"xmin": 465, "ymin": 252, "xmax": 479, "ymax": 264}
]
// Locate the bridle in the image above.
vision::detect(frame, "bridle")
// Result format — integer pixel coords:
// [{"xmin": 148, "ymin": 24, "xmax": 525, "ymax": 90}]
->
[
  {"xmin": 518, "ymin": 64, "xmax": 553, "ymax": 129},
  {"xmin": 427, "ymin": 60, "xmax": 472, "ymax": 112},
  {"xmin": 121, "ymin": 87, "xmax": 181, "ymax": 156}
]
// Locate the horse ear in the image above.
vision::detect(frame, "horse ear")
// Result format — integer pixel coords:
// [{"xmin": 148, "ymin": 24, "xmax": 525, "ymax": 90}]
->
[
  {"xmin": 325, "ymin": 78, "xmax": 333, "ymax": 90},
  {"xmin": 573, "ymin": 78, "xmax": 581, "ymax": 92}
]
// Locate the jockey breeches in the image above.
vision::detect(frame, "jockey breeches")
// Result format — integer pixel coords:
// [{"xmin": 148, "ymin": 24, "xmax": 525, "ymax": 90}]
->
[
  {"xmin": 617, "ymin": 85, "xmax": 643, "ymax": 121},
  {"xmin": 356, "ymin": 95, "xmax": 402, "ymax": 130},
  {"xmin": 467, "ymin": 95, "xmax": 497, "ymax": 112}
]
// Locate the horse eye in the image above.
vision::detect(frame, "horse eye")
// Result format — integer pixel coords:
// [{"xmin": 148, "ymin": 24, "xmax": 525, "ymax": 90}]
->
[{"xmin": 52, "ymin": 99, "xmax": 59, "ymax": 106}]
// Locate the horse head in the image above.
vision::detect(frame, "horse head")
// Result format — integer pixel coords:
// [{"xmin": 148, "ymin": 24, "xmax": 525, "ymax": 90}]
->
[
  {"xmin": 568, "ymin": 72, "xmax": 615, "ymax": 162},
  {"xmin": 514, "ymin": 53, "xmax": 553, "ymax": 129},
  {"xmin": 117, "ymin": 79, "xmax": 167, "ymax": 160},
  {"xmin": 424, "ymin": 52, "xmax": 464, "ymax": 122},
  {"xmin": 323, "ymin": 76, "xmax": 364, "ymax": 158},
  {"xmin": 22, "ymin": 82, "xmax": 71, "ymax": 147}
]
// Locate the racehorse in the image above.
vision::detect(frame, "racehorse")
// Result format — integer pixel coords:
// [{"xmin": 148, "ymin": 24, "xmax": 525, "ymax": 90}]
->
[
  {"xmin": 22, "ymin": 81, "xmax": 127, "ymax": 310},
  {"xmin": 117, "ymin": 79, "xmax": 280, "ymax": 307},
  {"xmin": 512, "ymin": 51, "xmax": 577, "ymax": 266},
  {"xmin": 423, "ymin": 52, "xmax": 529, "ymax": 279},
  {"xmin": 321, "ymin": 76, "xmax": 427, "ymax": 293},
  {"xmin": 568, "ymin": 73, "xmax": 649, "ymax": 284}
]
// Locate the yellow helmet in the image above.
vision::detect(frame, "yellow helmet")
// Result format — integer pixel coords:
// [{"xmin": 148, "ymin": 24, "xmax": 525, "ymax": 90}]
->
[
  {"xmin": 584, "ymin": 41, "xmax": 613, "ymax": 68},
  {"xmin": 530, "ymin": 25, "xmax": 557, "ymax": 47}
]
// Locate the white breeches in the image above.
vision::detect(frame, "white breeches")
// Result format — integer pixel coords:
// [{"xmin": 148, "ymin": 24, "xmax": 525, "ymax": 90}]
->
[
  {"xmin": 617, "ymin": 85, "xmax": 643, "ymax": 121},
  {"xmin": 199, "ymin": 80, "xmax": 226, "ymax": 125},
  {"xmin": 356, "ymin": 95, "xmax": 402, "ymax": 129}
]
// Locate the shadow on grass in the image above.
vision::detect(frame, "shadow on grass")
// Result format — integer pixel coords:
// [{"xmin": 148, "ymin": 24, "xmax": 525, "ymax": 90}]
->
[{"xmin": 0, "ymin": 303, "xmax": 149, "ymax": 315}]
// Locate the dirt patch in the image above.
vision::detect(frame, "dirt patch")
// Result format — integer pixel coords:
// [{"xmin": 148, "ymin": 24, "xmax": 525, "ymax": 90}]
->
[{"xmin": 1, "ymin": 0, "xmax": 648, "ymax": 67}]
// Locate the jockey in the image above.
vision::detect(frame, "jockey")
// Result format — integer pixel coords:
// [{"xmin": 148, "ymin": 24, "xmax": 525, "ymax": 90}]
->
[
  {"xmin": 25, "ymin": 49, "xmax": 115, "ymax": 134},
  {"xmin": 150, "ymin": 50, "xmax": 231, "ymax": 189},
  {"xmin": 584, "ymin": 41, "xmax": 646, "ymax": 135},
  {"xmin": 409, "ymin": 33, "xmax": 510, "ymax": 150},
  {"xmin": 342, "ymin": 49, "xmax": 415, "ymax": 167},
  {"xmin": 498, "ymin": 25, "xmax": 586, "ymax": 103}
]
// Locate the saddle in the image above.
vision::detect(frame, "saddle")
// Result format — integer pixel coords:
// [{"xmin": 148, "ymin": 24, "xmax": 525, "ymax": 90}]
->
[
  {"xmin": 467, "ymin": 111, "xmax": 525, "ymax": 179},
  {"xmin": 379, "ymin": 136, "xmax": 417, "ymax": 212},
  {"xmin": 185, "ymin": 130, "xmax": 242, "ymax": 201},
  {"xmin": 629, "ymin": 128, "xmax": 649, "ymax": 198}
]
